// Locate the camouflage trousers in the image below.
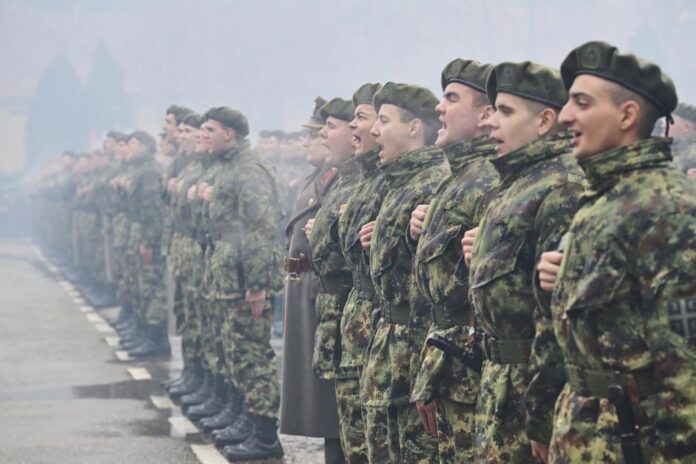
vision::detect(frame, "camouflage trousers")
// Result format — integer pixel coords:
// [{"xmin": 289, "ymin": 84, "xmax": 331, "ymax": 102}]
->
[
  {"xmin": 200, "ymin": 297, "xmax": 226, "ymax": 376},
  {"xmin": 170, "ymin": 233, "xmax": 204, "ymax": 363},
  {"xmin": 547, "ymin": 383, "xmax": 670, "ymax": 464},
  {"xmin": 364, "ymin": 405, "xmax": 400, "ymax": 463},
  {"xmin": 474, "ymin": 361, "xmax": 536, "ymax": 463},
  {"xmin": 436, "ymin": 399, "xmax": 476, "ymax": 463},
  {"xmin": 76, "ymin": 211, "xmax": 106, "ymax": 282},
  {"xmin": 218, "ymin": 298, "xmax": 279, "ymax": 418},
  {"xmin": 335, "ymin": 375, "xmax": 368, "ymax": 463},
  {"xmin": 363, "ymin": 403, "xmax": 439, "ymax": 463},
  {"xmin": 137, "ymin": 253, "xmax": 167, "ymax": 326}
]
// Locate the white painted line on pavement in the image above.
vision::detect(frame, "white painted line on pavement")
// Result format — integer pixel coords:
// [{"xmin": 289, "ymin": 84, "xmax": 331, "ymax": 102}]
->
[
  {"xmin": 190, "ymin": 444, "xmax": 227, "ymax": 463},
  {"xmin": 86, "ymin": 313, "xmax": 105, "ymax": 324},
  {"xmin": 79, "ymin": 305, "xmax": 95, "ymax": 313},
  {"xmin": 115, "ymin": 350, "xmax": 132, "ymax": 361},
  {"xmin": 104, "ymin": 336, "xmax": 120, "ymax": 347},
  {"xmin": 59, "ymin": 281, "xmax": 72, "ymax": 289},
  {"xmin": 128, "ymin": 367, "xmax": 151, "ymax": 380},
  {"xmin": 169, "ymin": 416, "xmax": 199, "ymax": 435},
  {"xmin": 150, "ymin": 395, "xmax": 175, "ymax": 409},
  {"xmin": 95, "ymin": 323, "xmax": 115, "ymax": 333},
  {"xmin": 73, "ymin": 297, "xmax": 86, "ymax": 305}
]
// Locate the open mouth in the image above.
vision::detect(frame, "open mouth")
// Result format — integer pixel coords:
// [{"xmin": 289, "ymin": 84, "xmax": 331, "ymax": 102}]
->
[{"xmin": 570, "ymin": 130, "xmax": 582, "ymax": 146}]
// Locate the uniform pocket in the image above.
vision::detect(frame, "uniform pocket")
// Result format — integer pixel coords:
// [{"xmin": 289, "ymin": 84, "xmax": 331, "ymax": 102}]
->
[{"xmin": 471, "ymin": 238, "xmax": 524, "ymax": 289}]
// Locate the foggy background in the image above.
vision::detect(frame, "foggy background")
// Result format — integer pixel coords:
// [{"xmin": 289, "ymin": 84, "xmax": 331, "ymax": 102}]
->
[{"xmin": 1, "ymin": 0, "xmax": 695, "ymax": 174}]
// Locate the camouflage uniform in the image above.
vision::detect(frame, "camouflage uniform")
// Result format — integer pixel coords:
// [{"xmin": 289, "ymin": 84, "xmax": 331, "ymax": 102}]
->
[
  {"xmin": 362, "ymin": 145, "xmax": 450, "ymax": 463},
  {"xmin": 201, "ymin": 144, "xmax": 282, "ymax": 418},
  {"xmin": 170, "ymin": 155, "xmax": 212, "ymax": 363},
  {"xmin": 468, "ymin": 132, "xmax": 584, "ymax": 463},
  {"xmin": 411, "ymin": 136, "xmax": 499, "ymax": 463},
  {"xmin": 308, "ymin": 156, "xmax": 363, "ymax": 462},
  {"xmin": 121, "ymin": 155, "xmax": 166, "ymax": 327},
  {"xmin": 338, "ymin": 147, "xmax": 388, "ymax": 463},
  {"xmin": 547, "ymin": 138, "xmax": 696, "ymax": 463}
]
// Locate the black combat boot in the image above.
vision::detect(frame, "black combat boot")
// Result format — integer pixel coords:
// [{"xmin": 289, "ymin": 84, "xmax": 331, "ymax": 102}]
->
[
  {"xmin": 186, "ymin": 374, "xmax": 228, "ymax": 420},
  {"xmin": 223, "ymin": 414, "xmax": 284, "ymax": 461},
  {"xmin": 163, "ymin": 339, "xmax": 194, "ymax": 389},
  {"xmin": 200, "ymin": 384, "xmax": 244, "ymax": 433},
  {"xmin": 169, "ymin": 358, "xmax": 204, "ymax": 398},
  {"xmin": 180, "ymin": 370, "xmax": 214, "ymax": 409},
  {"xmin": 129, "ymin": 324, "xmax": 171, "ymax": 359},
  {"xmin": 213, "ymin": 410, "xmax": 254, "ymax": 448},
  {"xmin": 106, "ymin": 298, "xmax": 131, "ymax": 326}
]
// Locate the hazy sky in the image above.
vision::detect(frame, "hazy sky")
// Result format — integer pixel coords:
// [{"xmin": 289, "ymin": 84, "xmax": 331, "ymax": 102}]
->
[{"xmin": 2, "ymin": 0, "xmax": 695, "ymax": 137}]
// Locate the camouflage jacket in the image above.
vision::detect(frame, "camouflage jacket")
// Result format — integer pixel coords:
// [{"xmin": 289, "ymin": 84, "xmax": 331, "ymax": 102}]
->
[
  {"xmin": 199, "ymin": 144, "xmax": 283, "ymax": 300},
  {"xmin": 410, "ymin": 135, "xmax": 499, "ymax": 404},
  {"xmin": 120, "ymin": 155, "xmax": 164, "ymax": 248},
  {"xmin": 172, "ymin": 156, "xmax": 213, "ymax": 242},
  {"xmin": 673, "ymin": 131, "xmax": 696, "ymax": 173},
  {"xmin": 168, "ymin": 156, "xmax": 212, "ymax": 279},
  {"xmin": 308, "ymin": 157, "xmax": 360, "ymax": 379},
  {"xmin": 468, "ymin": 132, "xmax": 584, "ymax": 442},
  {"xmin": 361, "ymin": 145, "xmax": 450, "ymax": 407},
  {"xmin": 550, "ymin": 138, "xmax": 696, "ymax": 461},
  {"xmin": 337, "ymin": 148, "xmax": 388, "ymax": 370},
  {"xmin": 161, "ymin": 152, "xmax": 192, "ymax": 255}
]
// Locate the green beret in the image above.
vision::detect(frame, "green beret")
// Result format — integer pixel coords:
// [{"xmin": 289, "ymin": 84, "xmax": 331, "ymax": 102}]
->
[
  {"xmin": 106, "ymin": 130, "xmax": 127, "ymax": 142},
  {"xmin": 128, "ymin": 130, "xmax": 157, "ymax": 155},
  {"xmin": 487, "ymin": 61, "xmax": 567, "ymax": 110},
  {"xmin": 319, "ymin": 97, "xmax": 355, "ymax": 123},
  {"xmin": 560, "ymin": 41, "xmax": 677, "ymax": 117},
  {"xmin": 441, "ymin": 59, "xmax": 492, "ymax": 93},
  {"xmin": 166, "ymin": 105, "xmax": 194, "ymax": 124},
  {"xmin": 204, "ymin": 106, "xmax": 250, "ymax": 138},
  {"xmin": 373, "ymin": 82, "xmax": 439, "ymax": 125},
  {"xmin": 675, "ymin": 102, "xmax": 696, "ymax": 124},
  {"xmin": 302, "ymin": 96, "xmax": 327, "ymax": 129},
  {"xmin": 181, "ymin": 113, "xmax": 203, "ymax": 129},
  {"xmin": 353, "ymin": 83, "xmax": 382, "ymax": 106}
]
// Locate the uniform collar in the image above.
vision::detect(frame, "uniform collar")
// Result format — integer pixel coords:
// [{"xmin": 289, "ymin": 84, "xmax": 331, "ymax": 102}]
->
[
  {"xmin": 356, "ymin": 147, "xmax": 381, "ymax": 178},
  {"xmin": 380, "ymin": 145, "xmax": 447, "ymax": 189},
  {"xmin": 444, "ymin": 135, "xmax": 497, "ymax": 173},
  {"xmin": 490, "ymin": 131, "xmax": 571, "ymax": 184},
  {"xmin": 578, "ymin": 137, "xmax": 673, "ymax": 191}
]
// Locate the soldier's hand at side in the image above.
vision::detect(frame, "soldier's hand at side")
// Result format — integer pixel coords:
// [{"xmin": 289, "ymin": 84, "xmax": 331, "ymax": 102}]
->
[
  {"xmin": 187, "ymin": 185, "xmax": 197, "ymax": 201},
  {"xmin": 537, "ymin": 251, "xmax": 564, "ymax": 292},
  {"xmin": 416, "ymin": 400, "xmax": 438, "ymax": 437},
  {"xmin": 531, "ymin": 440, "xmax": 549, "ymax": 463},
  {"xmin": 304, "ymin": 218, "xmax": 315, "ymax": 240},
  {"xmin": 202, "ymin": 185, "xmax": 214, "ymax": 202},
  {"xmin": 409, "ymin": 204, "xmax": 429, "ymax": 241},
  {"xmin": 360, "ymin": 221, "xmax": 375, "ymax": 251},
  {"xmin": 688, "ymin": 168, "xmax": 696, "ymax": 181},
  {"xmin": 461, "ymin": 227, "xmax": 479, "ymax": 267},
  {"xmin": 246, "ymin": 289, "xmax": 266, "ymax": 317},
  {"xmin": 167, "ymin": 178, "xmax": 178, "ymax": 193},
  {"xmin": 338, "ymin": 203, "xmax": 347, "ymax": 218}
]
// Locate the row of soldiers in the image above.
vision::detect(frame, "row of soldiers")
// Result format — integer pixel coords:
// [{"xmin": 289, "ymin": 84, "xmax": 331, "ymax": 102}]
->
[
  {"xmin": 281, "ymin": 40, "xmax": 696, "ymax": 464},
  {"xmin": 30, "ymin": 38, "xmax": 696, "ymax": 463},
  {"xmin": 32, "ymin": 106, "xmax": 289, "ymax": 461}
]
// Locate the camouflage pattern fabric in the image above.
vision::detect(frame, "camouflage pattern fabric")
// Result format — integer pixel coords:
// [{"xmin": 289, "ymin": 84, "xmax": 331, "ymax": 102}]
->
[
  {"xmin": 547, "ymin": 138, "xmax": 696, "ymax": 463},
  {"xmin": 362, "ymin": 145, "xmax": 450, "ymax": 461},
  {"xmin": 338, "ymin": 148, "xmax": 388, "ymax": 371},
  {"xmin": 335, "ymin": 377, "xmax": 369, "ymax": 463},
  {"xmin": 309, "ymin": 156, "xmax": 360, "ymax": 380},
  {"xmin": 673, "ymin": 131, "xmax": 696, "ymax": 173},
  {"xmin": 468, "ymin": 131, "xmax": 584, "ymax": 462}
]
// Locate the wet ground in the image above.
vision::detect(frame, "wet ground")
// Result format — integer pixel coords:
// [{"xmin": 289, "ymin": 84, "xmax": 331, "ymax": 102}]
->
[{"xmin": 0, "ymin": 240, "xmax": 323, "ymax": 464}]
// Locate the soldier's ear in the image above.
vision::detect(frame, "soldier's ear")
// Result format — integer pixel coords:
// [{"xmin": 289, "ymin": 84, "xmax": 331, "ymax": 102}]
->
[
  {"xmin": 619, "ymin": 100, "xmax": 641, "ymax": 133},
  {"xmin": 537, "ymin": 107, "xmax": 558, "ymax": 137},
  {"xmin": 408, "ymin": 118, "xmax": 423, "ymax": 139}
]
